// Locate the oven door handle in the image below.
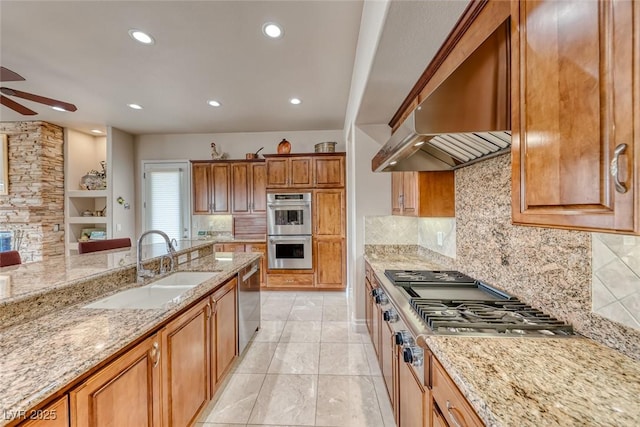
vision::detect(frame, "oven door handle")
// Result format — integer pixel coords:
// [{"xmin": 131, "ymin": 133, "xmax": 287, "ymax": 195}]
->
[
  {"xmin": 269, "ymin": 236, "xmax": 311, "ymax": 244},
  {"xmin": 267, "ymin": 203, "xmax": 310, "ymax": 208}
]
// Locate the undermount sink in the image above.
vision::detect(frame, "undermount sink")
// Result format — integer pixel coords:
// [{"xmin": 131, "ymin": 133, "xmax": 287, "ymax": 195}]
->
[{"xmin": 83, "ymin": 271, "xmax": 219, "ymax": 310}]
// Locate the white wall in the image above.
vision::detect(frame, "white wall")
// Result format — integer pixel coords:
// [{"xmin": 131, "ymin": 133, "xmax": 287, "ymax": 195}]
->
[
  {"xmin": 134, "ymin": 129, "xmax": 344, "ymax": 236},
  {"xmin": 65, "ymin": 129, "xmax": 106, "ymax": 191},
  {"xmin": 348, "ymin": 124, "xmax": 392, "ymax": 321},
  {"xmin": 108, "ymin": 127, "xmax": 136, "ymax": 242}
]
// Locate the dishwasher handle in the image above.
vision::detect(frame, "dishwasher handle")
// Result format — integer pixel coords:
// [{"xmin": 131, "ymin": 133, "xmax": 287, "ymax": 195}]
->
[{"xmin": 242, "ymin": 264, "xmax": 259, "ymax": 282}]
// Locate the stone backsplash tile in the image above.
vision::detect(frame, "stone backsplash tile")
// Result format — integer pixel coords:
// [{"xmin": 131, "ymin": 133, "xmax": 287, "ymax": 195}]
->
[
  {"xmin": 417, "ymin": 217, "xmax": 456, "ymax": 259},
  {"xmin": 454, "ymin": 154, "xmax": 639, "ymax": 359},
  {"xmin": 364, "ymin": 216, "xmax": 417, "ymax": 245}
]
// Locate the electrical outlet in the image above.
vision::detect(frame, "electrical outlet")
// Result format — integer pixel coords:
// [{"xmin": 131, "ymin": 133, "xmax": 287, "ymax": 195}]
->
[
  {"xmin": 436, "ymin": 231, "xmax": 444, "ymax": 246},
  {"xmin": 178, "ymin": 254, "xmax": 188, "ymax": 264},
  {"xmin": 191, "ymin": 250, "xmax": 199, "ymax": 260}
]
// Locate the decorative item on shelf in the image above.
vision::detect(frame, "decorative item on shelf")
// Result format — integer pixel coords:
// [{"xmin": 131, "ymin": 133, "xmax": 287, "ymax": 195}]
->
[
  {"xmin": 315, "ymin": 141, "xmax": 336, "ymax": 153},
  {"xmin": 210, "ymin": 142, "xmax": 228, "ymax": 160},
  {"xmin": 82, "ymin": 209, "xmax": 94, "ymax": 217},
  {"xmin": 80, "ymin": 161, "xmax": 107, "ymax": 190},
  {"xmin": 246, "ymin": 147, "xmax": 264, "ymax": 159},
  {"xmin": 277, "ymin": 138, "xmax": 291, "ymax": 154}
]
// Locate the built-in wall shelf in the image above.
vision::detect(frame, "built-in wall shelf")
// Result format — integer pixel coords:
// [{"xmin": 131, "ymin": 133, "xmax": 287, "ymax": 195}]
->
[
  {"xmin": 67, "ymin": 190, "xmax": 108, "ymax": 198},
  {"xmin": 68, "ymin": 217, "xmax": 108, "ymax": 224}
]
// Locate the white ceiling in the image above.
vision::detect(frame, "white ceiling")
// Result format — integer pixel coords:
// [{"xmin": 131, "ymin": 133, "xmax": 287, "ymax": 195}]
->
[{"xmin": 0, "ymin": 0, "xmax": 468, "ymax": 137}]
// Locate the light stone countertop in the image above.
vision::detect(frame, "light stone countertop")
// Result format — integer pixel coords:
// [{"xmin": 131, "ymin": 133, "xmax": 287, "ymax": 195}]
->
[
  {"xmin": 0, "ymin": 251, "xmax": 260, "ymax": 425},
  {"xmin": 0, "ymin": 239, "xmax": 215, "ymax": 305},
  {"xmin": 364, "ymin": 250, "xmax": 640, "ymax": 427}
]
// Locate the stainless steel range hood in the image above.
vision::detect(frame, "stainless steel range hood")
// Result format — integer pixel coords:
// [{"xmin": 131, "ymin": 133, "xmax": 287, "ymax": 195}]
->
[{"xmin": 372, "ymin": 20, "xmax": 511, "ymax": 172}]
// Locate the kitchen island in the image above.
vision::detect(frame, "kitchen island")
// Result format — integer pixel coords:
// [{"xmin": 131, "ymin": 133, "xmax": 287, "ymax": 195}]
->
[
  {"xmin": 365, "ymin": 249, "xmax": 640, "ymax": 427},
  {"xmin": 0, "ymin": 243, "xmax": 260, "ymax": 426}
]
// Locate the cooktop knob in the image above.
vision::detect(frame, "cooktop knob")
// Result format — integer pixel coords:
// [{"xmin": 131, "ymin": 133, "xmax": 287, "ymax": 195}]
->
[
  {"xmin": 370, "ymin": 288, "xmax": 382, "ymax": 297},
  {"xmin": 403, "ymin": 346, "xmax": 424, "ymax": 367},
  {"xmin": 395, "ymin": 330, "xmax": 414, "ymax": 346},
  {"xmin": 383, "ymin": 309, "xmax": 399, "ymax": 323},
  {"xmin": 375, "ymin": 293, "xmax": 388, "ymax": 305}
]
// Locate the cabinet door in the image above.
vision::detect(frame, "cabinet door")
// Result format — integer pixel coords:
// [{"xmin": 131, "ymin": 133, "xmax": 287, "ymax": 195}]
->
[
  {"xmin": 402, "ymin": 172, "xmax": 418, "ymax": 216},
  {"xmin": 314, "ymin": 238, "xmax": 345, "ymax": 288},
  {"xmin": 161, "ymin": 299, "xmax": 210, "ymax": 427},
  {"xmin": 213, "ymin": 277, "xmax": 238, "ymax": 383},
  {"xmin": 250, "ymin": 163, "xmax": 267, "ymax": 213},
  {"xmin": 193, "ymin": 163, "xmax": 211, "ymax": 214},
  {"xmin": 266, "ymin": 158, "xmax": 289, "ymax": 187},
  {"xmin": 290, "ymin": 157, "xmax": 313, "ymax": 187},
  {"xmin": 231, "ymin": 163, "xmax": 251, "ymax": 214},
  {"xmin": 314, "ymin": 189, "xmax": 345, "ymax": 236},
  {"xmin": 247, "ymin": 243, "xmax": 267, "ymax": 286},
  {"xmin": 222, "ymin": 243, "xmax": 245, "ymax": 252},
  {"xmin": 381, "ymin": 319, "xmax": 395, "ymax": 410},
  {"xmin": 70, "ymin": 334, "xmax": 161, "ymax": 427},
  {"xmin": 512, "ymin": 0, "xmax": 637, "ymax": 232},
  {"xmin": 21, "ymin": 396, "xmax": 69, "ymax": 427},
  {"xmin": 314, "ymin": 156, "xmax": 345, "ymax": 187},
  {"xmin": 398, "ymin": 359, "xmax": 427, "ymax": 427},
  {"xmin": 211, "ymin": 163, "xmax": 231, "ymax": 214},
  {"xmin": 391, "ymin": 172, "xmax": 404, "ymax": 215}
]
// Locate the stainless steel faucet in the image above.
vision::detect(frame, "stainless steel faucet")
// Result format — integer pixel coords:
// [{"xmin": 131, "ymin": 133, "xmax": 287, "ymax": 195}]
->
[{"xmin": 137, "ymin": 230, "xmax": 177, "ymax": 280}]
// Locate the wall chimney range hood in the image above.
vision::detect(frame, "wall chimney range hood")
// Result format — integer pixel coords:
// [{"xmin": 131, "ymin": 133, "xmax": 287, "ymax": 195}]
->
[{"xmin": 372, "ymin": 20, "xmax": 511, "ymax": 172}]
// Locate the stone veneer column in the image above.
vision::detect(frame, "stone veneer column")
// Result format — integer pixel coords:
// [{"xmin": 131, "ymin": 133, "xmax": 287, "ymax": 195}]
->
[{"xmin": 0, "ymin": 121, "xmax": 64, "ymax": 262}]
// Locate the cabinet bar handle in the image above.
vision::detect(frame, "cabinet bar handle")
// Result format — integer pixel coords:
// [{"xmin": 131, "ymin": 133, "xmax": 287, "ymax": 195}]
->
[
  {"xmin": 611, "ymin": 143, "xmax": 628, "ymax": 193},
  {"xmin": 150, "ymin": 342, "xmax": 160, "ymax": 368},
  {"xmin": 446, "ymin": 400, "xmax": 464, "ymax": 427}
]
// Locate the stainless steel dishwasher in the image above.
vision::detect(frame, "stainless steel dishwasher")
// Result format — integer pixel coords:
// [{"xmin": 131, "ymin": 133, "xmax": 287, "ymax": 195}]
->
[{"xmin": 238, "ymin": 260, "xmax": 261, "ymax": 354}]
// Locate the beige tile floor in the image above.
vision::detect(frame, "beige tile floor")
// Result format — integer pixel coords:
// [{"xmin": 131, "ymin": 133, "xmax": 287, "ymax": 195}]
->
[{"xmin": 197, "ymin": 291, "xmax": 396, "ymax": 427}]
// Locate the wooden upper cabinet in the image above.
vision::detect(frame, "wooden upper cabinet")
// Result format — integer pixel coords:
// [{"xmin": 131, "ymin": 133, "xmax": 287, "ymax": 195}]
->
[
  {"xmin": 265, "ymin": 157, "xmax": 313, "ymax": 188},
  {"xmin": 314, "ymin": 156, "xmax": 345, "ymax": 187},
  {"xmin": 70, "ymin": 334, "xmax": 161, "ymax": 427},
  {"xmin": 314, "ymin": 189, "xmax": 345, "ymax": 236},
  {"xmin": 192, "ymin": 163, "xmax": 211, "ymax": 214},
  {"xmin": 392, "ymin": 171, "xmax": 454, "ymax": 217},
  {"xmin": 231, "ymin": 163, "xmax": 251, "ymax": 214},
  {"xmin": 290, "ymin": 157, "xmax": 313, "ymax": 187},
  {"xmin": 512, "ymin": 0, "xmax": 638, "ymax": 233},
  {"xmin": 251, "ymin": 163, "xmax": 267, "ymax": 213},
  {"xmin": 211, "ymin": 163, "xmax": 231, "ymax": 214},
  {"xmin": 192, "ymin": 162, "xmax": 230, "ymax": 215},
  {"xmin": 161, "ymin": 299, "xmax": 210, "ymax": 427}
]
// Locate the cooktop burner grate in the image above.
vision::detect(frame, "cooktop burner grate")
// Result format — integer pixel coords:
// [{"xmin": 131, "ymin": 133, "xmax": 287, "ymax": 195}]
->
[{"xmin": 410, "ymin": 298, "xmax": 574, "ymax": 336}]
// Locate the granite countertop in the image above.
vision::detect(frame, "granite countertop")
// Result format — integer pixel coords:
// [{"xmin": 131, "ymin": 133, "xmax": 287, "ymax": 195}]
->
[
  {"xmin": 364, "ymin": 251, "xmax": 640, "ymax": 427},
  {"xmin": 0, "ymin": 251, "xmax": 260, "ymax": 425},
  {"xmin": 0, "ymin": 239, "xmax": 215, "ymax": 305}
]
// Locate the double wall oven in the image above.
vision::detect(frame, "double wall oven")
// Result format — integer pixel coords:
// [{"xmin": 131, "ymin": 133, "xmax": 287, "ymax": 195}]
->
[{"xmin": 267, "ymin": 192, "xmax": 312, "ymax": 269}]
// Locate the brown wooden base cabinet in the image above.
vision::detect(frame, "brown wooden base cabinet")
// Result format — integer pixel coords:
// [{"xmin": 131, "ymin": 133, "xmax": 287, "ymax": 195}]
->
[
  {"xmin": 20, "ymin": 396, "xmax": 69, "ymax": 427},
  {"xmin": 70, "ymin": 334, "xmax": 162, "ymax": 427},
  {"xmin": 398, "ymin": 358, "xmax": 428, "ymax": 427},
  {"xmin": 161, "ymin": 299, "xmax": 210, "ymax": 427},
  {"xmin": 211, "ymin": 277, "xmax": 238, "ymax": 388}
]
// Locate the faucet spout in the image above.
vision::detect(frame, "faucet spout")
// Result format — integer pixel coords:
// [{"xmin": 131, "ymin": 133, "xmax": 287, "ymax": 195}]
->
[{"xmin": 137, "ymin": 230, "xmax": 176, "ymax": 281}]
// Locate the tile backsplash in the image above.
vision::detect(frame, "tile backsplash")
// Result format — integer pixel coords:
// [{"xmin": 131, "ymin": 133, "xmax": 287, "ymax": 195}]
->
[
  {"xmin": 592, "ymin": 233, "xmax": 640, "ymax": 329},
  {"xmin": 191, "ymin": 215, "xmax": 232, "ymax": 239},
  {"xmin": 364, "ymin": 215, "xmax": 455, "ymax": 258}
]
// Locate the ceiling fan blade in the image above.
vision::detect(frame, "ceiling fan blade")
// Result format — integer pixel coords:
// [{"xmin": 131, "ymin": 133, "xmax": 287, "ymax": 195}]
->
[
  {"xmin": 0, "ymin": 87, "xmax": 77, "ymax": 112},
  {"xmin": 0, "ymin": 95, "xmax": 37, "ymax": 115},
  {"xmin": 0, "ymin": 67, "xmax": 25, "ymax": 82}
]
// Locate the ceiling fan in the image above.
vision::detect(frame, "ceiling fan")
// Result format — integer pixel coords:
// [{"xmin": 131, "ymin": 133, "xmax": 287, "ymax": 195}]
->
[{"xmin": 0, "ymin": 66, "xmax": 77, "ymax": 115}]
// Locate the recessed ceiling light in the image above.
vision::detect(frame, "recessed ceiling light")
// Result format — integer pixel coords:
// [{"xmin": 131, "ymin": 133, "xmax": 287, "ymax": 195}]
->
[
  {"xmin": 207, "ymin": 100, "xmax": 221, "ymax": 107},
  {"xmin": 51, "ymin": 106, "xmax": 66, "ymax": 112},
  {"xmin": 127, "ymin": 103, "xmax": 143, "ymax": 110},
  {"xmin": 262, "ymin": 22, "xmax": 283, "ymax": 39},
  {"xmin": 128, "ymin": 29, "xmax": 155, "ymax": 45},
  {"xmin": 289, "ymin": 97, "xmax": 302, "ymax": 105},
  {"xmin": 90, "ymin": 129, "xmax": 103, "ymax": 134}
]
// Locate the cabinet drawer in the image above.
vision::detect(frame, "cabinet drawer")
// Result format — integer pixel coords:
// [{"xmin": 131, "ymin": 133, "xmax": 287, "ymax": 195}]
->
[
  {"xmin": 432, "ymin": 357, "xmax": 483, "ymax": 427},
  {"xmin": 267, "ymin": 273, "xmax": 313, "ymax": 287}
]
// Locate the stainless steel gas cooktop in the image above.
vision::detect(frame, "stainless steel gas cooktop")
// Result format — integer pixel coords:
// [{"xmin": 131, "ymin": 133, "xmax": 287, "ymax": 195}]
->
[{"xmin": 384, "ymin": 269, "xmax": 574, "ymax": 336}]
